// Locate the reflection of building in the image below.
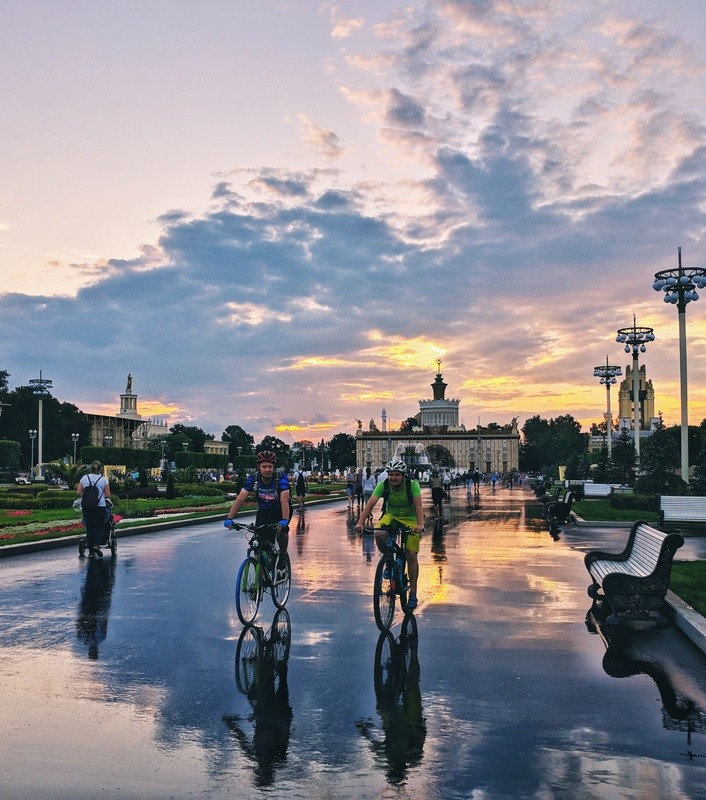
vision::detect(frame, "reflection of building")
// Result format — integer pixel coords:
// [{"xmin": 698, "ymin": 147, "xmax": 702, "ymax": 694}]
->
[
  {"xmin": 356, "ymin": 364, "xmax": 520, "ymax": 473},
  {"xmin": 84, "ymin": 375, "xmax": 169, "ymax": 450}
]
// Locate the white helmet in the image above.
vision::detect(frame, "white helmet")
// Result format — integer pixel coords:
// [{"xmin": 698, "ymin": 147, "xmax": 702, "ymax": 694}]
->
[{"xmin": 385, "ymin": 459, "xmax": 407, "ymax": 473}]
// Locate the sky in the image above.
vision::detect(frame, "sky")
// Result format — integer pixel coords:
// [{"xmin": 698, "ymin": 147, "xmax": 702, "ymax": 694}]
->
[{"xmin": 3, "ymin": 0, "xmax": 706, "ymax": 445}]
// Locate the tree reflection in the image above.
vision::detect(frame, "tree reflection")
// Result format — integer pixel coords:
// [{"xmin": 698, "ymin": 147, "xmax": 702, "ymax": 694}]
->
[
  {"xmin": 357, "ymin": 615, "xmax": 426, "ymax": 785},
  {"xmin": 223, "ymin": 609, "xmax": 293, "ymax": 788}
]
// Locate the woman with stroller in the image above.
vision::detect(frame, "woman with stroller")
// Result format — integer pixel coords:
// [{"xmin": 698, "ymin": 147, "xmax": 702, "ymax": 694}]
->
[{"xmin": 76, "ymin": 461, "xmax": 111, "ymax": 559}]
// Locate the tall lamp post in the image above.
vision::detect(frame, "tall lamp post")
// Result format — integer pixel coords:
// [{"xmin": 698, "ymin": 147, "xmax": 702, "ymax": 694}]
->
[
  {"xmin": 29, "ymin": 429, "xmax": 37, "ymax": 477},
  {"xmin": 29, "ymin": 370, "xmax": 52, "ymax": 480},
  {"xmin": 593, "ymin": 357, "xmax": 622, "ymax": 459},
  {"xmin": 616, "ymin": 317, "xmax": 655, "ymax": 463},
  {"xmin": 652, "ymin": 247, "xmax": 706, "ymax": 483},
  {"xmin": 71, "ymin": 433, "xmax": 79, "ymax": 464}
]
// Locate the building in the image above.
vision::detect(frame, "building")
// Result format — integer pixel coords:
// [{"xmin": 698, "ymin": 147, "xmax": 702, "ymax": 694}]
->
[
  {"xmin": 84, "ymin": 374, "xmax": 169, "ymax": 450},
  {"xmin": 355, "ymin": 363, "xmax": 520, "ymax": 474}
]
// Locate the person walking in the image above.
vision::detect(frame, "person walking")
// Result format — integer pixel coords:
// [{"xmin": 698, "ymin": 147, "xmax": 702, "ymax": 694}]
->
[{"xmin": 76, "ymin": 460, "xmax": 111, "ymax": 559}]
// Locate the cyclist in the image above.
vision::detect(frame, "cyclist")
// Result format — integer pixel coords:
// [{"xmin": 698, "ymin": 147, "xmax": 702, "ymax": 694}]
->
[
  {"xmin": 224, "ymin": 451, "xmax": 292, "ymax": 561},
  {"xmin": 355, "ymin": 460, "xmax": 425, "ymax": 610}
]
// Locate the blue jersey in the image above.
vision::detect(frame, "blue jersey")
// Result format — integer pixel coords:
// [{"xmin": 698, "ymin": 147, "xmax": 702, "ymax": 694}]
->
[{"xmin": 242, "ymin": 473, "xmax": 290, "ymax": 511}]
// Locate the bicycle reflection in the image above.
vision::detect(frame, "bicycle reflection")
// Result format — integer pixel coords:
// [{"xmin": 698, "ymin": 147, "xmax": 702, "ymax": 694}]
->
[
  {"xmin": 223, "ymin": 608, "xmax": 293, "ymax": 788},
  {"xmin": 357, "ymin": 615, "xmax": 426, "ymax": 785},
  {"xmin": 75, "ymin": 557, "xmax": 115, "ymax": 660}
]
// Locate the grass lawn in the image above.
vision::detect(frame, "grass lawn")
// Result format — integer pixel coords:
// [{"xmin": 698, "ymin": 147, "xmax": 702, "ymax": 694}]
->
[
  {"xmin": 572, "ymin": 499, "xmax": 659, "ymax": 525},
  {"xmin": 670, "ymin": 561, "xmax": 706, "ymax": 617}
]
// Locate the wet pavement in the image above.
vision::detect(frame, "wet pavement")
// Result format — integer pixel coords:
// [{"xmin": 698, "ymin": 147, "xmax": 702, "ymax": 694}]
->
[{"xmin": 2, "ymin": 487, "xmax": 706, "ymax": 799}]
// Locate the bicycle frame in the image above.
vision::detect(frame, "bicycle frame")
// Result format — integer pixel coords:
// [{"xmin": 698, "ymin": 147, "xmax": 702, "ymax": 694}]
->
[{"xmin": 370, "ymin": 525, "xmax": 411, "ymax": 630}]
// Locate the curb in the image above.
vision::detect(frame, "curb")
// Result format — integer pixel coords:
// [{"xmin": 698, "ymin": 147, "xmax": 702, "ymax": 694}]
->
[
  {"xmin": 664, "ymin": 591, "xmax": 706, "ymax": 654},
  {"xmin": 0, "ymin": 494, "xmax": 347, "ymax": 559}
]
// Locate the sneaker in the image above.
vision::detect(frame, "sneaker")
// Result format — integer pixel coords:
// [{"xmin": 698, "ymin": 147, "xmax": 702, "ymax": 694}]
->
[
  {"xmin": 93, "ymin": 547, "xmax": 103, "ymax": 559},
  {"xmin": 407, "ymin": 592, "xmax": 418, "ymax": 610}
]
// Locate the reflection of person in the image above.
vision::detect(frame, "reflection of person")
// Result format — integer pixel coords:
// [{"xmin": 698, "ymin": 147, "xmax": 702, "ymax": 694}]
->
[
  {"xmin": 224, "ymin": 615, "xmax": 293, "ymax": 788},
  {"xmin": 355, "ymin": 460, "xmax": 424, "ymax": 610},
  {"xmin": 225, "ymin": 451, "xmax": 291, "ymax": 556},
  {"xmin": 76, "ymin": 460, "xmax": 111, "ymax": 558},
  {"xmin": 76, "ymin": 558, "xmax": 115, "ymax": 660},
  {"xmin": 357, "ymin": 629, "xmax": 426, "ymax": 785}
]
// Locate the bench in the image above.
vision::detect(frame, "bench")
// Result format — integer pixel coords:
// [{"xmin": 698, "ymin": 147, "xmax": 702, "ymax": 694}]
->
[
  {"xmin": 584, "ymin": 521, "xmax": 684, "ymax": 626},
  {"xmin": 582, "ymin": 483, "xmax": 614, "ymax": 499},
  {"xmin": 659, "ymin": 495, "xmax": 706, "ymax": 527},
  {"xmin": 538, "ymin": 485, "xmax": 563, "ymax": 507},
  {"xmin": 546, "ymin": 491, "xmax": 573, "ymax": 527}
]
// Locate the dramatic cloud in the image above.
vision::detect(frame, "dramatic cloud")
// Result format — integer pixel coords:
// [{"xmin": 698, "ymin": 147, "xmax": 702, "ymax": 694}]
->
[{"xmin": 2, "ymin": 1, "xmax": 706, "ymax": 443}]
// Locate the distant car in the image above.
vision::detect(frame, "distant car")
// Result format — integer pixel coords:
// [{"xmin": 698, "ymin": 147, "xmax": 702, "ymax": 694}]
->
[{"xmin": 15, "ymin": 476, "xmax": 32, "ymax": 484}]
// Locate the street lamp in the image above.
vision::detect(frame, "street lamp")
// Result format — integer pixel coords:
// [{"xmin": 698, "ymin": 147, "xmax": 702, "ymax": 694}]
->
[
  {"xmin": 29, "ymin": 370, "xmax": 52, "ymax": 479},
  {"xmin": 652, "ymin": 246, "xmax": 706, "ymax": 482},
  {"xmin": 182, "ymin": 441, "xmax": 189, "ymax": 451},
  {"xmin": 71, "ymin": 433, "xmax": 79, "ymax": 464},
  {"xmin": 593, "ymin": 357, "xmax": 622, "ymax": 459},
  {"xmin": 28, "ymin": 429, "xmax": 37, "ymax": 477},
  {"xmin": 616, "ymin": 316, "xmax": 655, "ymax": 462},
  {"xmin": 103, "ymin": 435, "xmax": 113, "ymax": 448}
]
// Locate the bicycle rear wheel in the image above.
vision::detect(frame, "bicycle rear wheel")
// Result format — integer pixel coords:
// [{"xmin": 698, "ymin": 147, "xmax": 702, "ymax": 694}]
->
[
  {"xmin": 373, "ymin": 556, "xmax": 396, "ymax": 631},
  {"xmin": 272, "ymin": 553, "xmax": 291, "ymax": 609},
  {"xmin": 235, "ymin": 556, "xmax": 262, "ymax": 626}
]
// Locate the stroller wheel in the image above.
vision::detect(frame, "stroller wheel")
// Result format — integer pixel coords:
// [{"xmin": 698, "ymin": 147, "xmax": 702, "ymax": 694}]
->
[{"xmin": 78, "ymin": 538, "xmax": 86, "ymax": 557}]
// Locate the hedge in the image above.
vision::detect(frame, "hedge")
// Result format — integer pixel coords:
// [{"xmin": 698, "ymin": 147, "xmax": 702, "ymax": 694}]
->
[{"xmin": 609, "ymin": 493, "xmax": 659, "ymax": 511}]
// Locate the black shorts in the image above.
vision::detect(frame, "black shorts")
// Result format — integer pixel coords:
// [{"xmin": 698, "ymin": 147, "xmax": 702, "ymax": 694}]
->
[{"xmin": 431, "ymin": 487, "xmax": 444, "ymax": 503}]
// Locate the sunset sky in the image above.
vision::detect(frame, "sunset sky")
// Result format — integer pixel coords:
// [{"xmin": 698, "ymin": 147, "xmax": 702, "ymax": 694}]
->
[{"xmin": 3, "ymin": 0, "xmax": 706, "ymax": 444}]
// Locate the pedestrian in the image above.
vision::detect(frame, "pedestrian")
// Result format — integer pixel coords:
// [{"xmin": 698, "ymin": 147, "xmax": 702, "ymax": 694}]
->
[
  {"xmin": 293, "ymin": 467, "xmax": 308, "ymax": 511},
  {"xmin": 361, "ymin": 467, "xmax": 377, "ymax": 526},
  {"xmin": 346, "ymin": 466, "xmax": 357, "ymax": 510},
  {"xmin": 76, "ymin": 460, "xmax": 111, "ymax": 559},
  {"xmin": 429, "ymin": 469, "xmax": 444, "ymax": 518},
  {"xmin": 355, "ymin": 468, "xmax": 364, "ymax": 510}
]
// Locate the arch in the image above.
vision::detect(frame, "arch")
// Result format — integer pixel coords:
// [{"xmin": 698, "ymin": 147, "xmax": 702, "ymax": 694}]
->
[{"xmin": 425, "ymin": 443, "xmax": 454, "ymax": 468}]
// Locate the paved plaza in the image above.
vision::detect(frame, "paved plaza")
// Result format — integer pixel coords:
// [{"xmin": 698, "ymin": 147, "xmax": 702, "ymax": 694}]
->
[{"xmin": 1, "ymin": 486, "xmax": 706, "ymax": 799}]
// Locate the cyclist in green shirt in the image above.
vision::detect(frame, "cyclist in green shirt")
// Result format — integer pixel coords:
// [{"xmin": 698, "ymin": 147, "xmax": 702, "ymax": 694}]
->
[{"xmin": 355, "ymin": 460, "xmax": 425, "ymax": 609}]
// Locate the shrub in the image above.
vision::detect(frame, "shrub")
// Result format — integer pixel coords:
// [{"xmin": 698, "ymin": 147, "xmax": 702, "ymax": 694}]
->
[{"xmin": 609, "ymin": 493, "xmax": 659, "ymax": 512}]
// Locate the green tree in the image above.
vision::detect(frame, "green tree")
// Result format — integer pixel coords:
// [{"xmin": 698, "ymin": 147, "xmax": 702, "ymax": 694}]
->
[
  {"xmin": 635, "ymin": 424, "xmax": 688, "ymax": 495},
  {"xmin": 327, "ymin": 432, "xmax": 356, "ymax": 471},
  {"xmin": 550, "ymin": 414, "xmax": 586, "ymax": 466},
  {"xmin": 519, "ymin": 416, "xmax": 553, "ymax": 474},
  {"xmin": 46, "ymin": 459, "xmax": 88, "ymax": 488},
  {"xmin": 169, "ymin": 423, "xmax": 212, "ymax": 452},
  {"xmin": 223, "ymin": 425, "xmax": 255, "ymax": 461},
  {"xmin": 608, "ymin": 428, "xmax": 636, "ymax": 485}
]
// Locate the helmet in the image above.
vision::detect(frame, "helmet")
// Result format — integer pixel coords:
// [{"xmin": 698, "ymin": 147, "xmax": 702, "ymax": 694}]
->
[
  {"xmin": 385, "ymin": 459, "xmax": 407, "ymax": 473},
  {"xmin": 257, "ymin": 450, "xmax": 277, "ymax": 465}
]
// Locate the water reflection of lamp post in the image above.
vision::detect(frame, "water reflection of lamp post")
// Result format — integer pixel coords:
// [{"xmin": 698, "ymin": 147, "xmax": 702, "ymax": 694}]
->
[
  {"xmin": 71, "ymin": 433, "xmax": 79, "ymax": 464},
  {"xmin": 616, "ymin": 316, "xmax": 655, "ymax": 463},
  {"xmin": 652, "ymin": 247, "xmax": 706, "ymax": 483},
  {"xmin": 29, "ymin": 429, "xmax": 37, "ymax": 477},
  {"xmin": 593, "ymin": 357, "xmax": 622, "ymax": 459},
  {"xmin": 29, "ymin": 370, "xmax": 52, "ymax": 479}
]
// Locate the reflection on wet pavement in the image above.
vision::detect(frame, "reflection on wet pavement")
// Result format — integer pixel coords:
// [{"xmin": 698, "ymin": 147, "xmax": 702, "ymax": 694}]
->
[{"xmin": 1, "ymin": 486, "xmax": 706, "ymax": 799}]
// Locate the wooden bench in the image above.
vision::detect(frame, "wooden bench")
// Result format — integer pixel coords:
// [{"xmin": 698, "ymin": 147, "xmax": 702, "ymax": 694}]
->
[
  {"xmin": 546, "ymin": 491, "xmax": 573, "ymax": 526},
  {"xmin": 584, "ymin": 521, "xmax": 684, "ymax": 626},
  {"xmin": 538, "ymin": 485, "xmax": 564, "ymax": 508},
  {"xmin": 659, "ymin": 495, "xmax": 706, "ymax": 527}
]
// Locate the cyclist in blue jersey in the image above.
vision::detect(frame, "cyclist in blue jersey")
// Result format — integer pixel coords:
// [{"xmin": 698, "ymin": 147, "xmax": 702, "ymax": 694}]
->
[{"xmin": 224, "ymin": 451, "xmax": 292, "ymax": 556}]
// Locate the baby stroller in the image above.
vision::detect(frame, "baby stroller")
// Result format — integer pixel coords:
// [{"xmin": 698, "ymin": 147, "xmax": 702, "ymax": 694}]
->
[{"xmin": 77, "ymin": 498, "xmax": 118, "ymax": 558}]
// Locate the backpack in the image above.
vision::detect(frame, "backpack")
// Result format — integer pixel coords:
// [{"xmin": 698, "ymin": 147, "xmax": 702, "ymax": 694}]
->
[
  {"xmin": 81, "ymin": 476, "xmax": 102, "ymax": 510},
  {"xmin": 381, "ymin": 476, "xmax": 415, "ymax": 514}
]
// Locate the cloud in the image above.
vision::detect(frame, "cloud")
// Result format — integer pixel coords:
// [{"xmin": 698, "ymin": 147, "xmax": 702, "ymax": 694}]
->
[{"xmin": 3, "ymin": 1, "xmax": 706, "ymax": 442}]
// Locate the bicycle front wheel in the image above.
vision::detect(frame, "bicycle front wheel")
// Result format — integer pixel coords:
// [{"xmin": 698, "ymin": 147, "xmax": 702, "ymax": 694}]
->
[
  {"xmin": 235, "ymin": 556, "xmax": 262, "ymax": 626},
  {"xmin": 373, "ymin": 556, "xmax": 396, "ymax": 631},
  {"xmin": 235, "ymin": 625, "xmax": 262, "ymax": 695},
  {"xmin": 272, "ymin": 553, "xmax": 291, "ymax": 609}
]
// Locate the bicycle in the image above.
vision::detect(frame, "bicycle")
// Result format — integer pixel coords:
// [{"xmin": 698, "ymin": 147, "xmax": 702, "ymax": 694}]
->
[
  {"xmin": 234, "ymin": 608, "xmax": 292, "ymax": 698},
  {"xmin": 228, "ymin": 522, "xmax": 291, "ymax": 626},
  {"xmin": 368, "ymin": 523, "xmax": 413, "ymax": 631}
]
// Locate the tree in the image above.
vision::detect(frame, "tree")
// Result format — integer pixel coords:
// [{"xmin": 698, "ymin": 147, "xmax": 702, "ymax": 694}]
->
[
  {"xmin": 519, "ymin": 416, "xmax": 553, "ymax": 474},
  {"xmin": 46, "ymin": 459, "xmax": 87, "ymax": 488},
  {"xmin": 550, "ymin": 415, "xmax": 587, "ymax": 466},
  {"xmin": 222, "ymin": 425, "xmax": 255, "ymax": 461},
  {"xmin": 608, "ymin": 428, "xmax": 636, "ymax": 485},
  {"xmin": 400, "ymin": 416, "xmax": 420, "ymax": 432},
  {"xmin": 327, "ymin": 432, "xmax": 356, "ymax": 471},
  {"xmin": 256, "ymin": 436, "xmax": 291, "ymax": 468},
  {"xmin": 634, "ymin": 424, "xmax": 688, "ymax": 495},
  {"xmin": 169, "ymin": 423, "xmax": 212, "ymax": 452}
]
